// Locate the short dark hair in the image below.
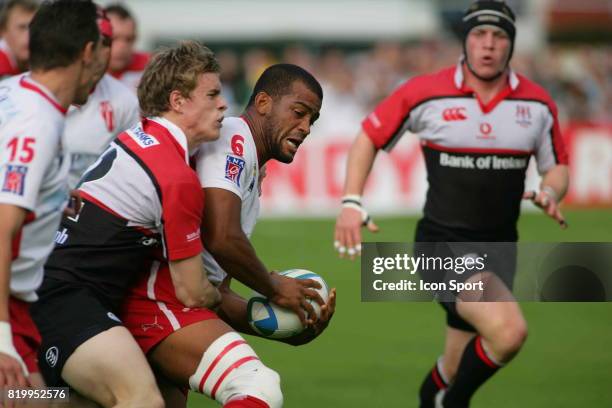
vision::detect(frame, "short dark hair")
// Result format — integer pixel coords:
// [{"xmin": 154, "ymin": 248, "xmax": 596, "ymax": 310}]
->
[
  {"xmin": 29, "ymin": 0, "xmax": 99, "ymax": 71},
  {"xmin": 247, "ymin": 63, "xmax": 323, "ymax": 107},
  {"xmin": 104, "ymin": 3, "xmax": 133, "ymax": 21},
  {"xmin": 0, "ymin": 0, "xmax": 38, "ymax": 32}
]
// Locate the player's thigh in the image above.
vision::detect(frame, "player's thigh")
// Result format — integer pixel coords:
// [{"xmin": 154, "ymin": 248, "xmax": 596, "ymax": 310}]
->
[
  {"xmin": 62, "ymin": 326, "xmax": 159, "ymax": 406},
  {"xmin": 149, "ymin": 318, "xmax": 234, "ymax": 384},
  {"xmin": 455, "ymin": 278, "xmax": 525, "ymax": 342}
]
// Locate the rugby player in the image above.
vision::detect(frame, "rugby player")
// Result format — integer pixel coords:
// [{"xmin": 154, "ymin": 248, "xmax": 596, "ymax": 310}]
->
[
  {"xmin": 0, "ymin": 0, "xmax": 37, "ymax": 78},
  {"xmin": 105, "ymin": 3, "xmax": 149, "ymax": 92},
  {"xmin": 64, "ymin": 7, "xmax": 140, "ymax": 189},
  {"xmin": 31, "ymin": 41, "xmax": 223, "ymax": 408},
  {"xmin": 120, "ymin": 64, "xmax": 331, "ymax": 408},
  {"xmin": 0, "ymin": 0, "xmax": 101, "ymax": 392},
  {"xmin": 334, "ymin": 1, "xmax": 569, "ymax": 407}
]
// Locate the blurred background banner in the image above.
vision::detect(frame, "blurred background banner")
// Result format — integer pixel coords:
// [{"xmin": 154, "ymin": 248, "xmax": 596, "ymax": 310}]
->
[{"xmin": 106, "ymin": 0, "xmax": 611, "ymax": 215}]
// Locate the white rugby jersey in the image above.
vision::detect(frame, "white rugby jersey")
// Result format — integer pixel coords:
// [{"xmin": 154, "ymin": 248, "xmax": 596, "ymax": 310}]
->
[
  {"xmin": 363, "ymin": 62, "xmax": 568, "ymax": 235},
  {"xmin": 0, "ymin": 74, "xmax": 69, "ymax": 301},
  {"xmin": 195, "ymin": 117, "xmax": 261, "ymax": 285},
  {"xmin": 64, "ymin": 74, "xmax": 139, "ymax": 188}
]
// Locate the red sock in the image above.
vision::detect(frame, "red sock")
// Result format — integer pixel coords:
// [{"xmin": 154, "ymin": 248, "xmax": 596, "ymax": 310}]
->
[{"xmin": 224, "ymin": 395, "xmax": 270, "ymax": 408}]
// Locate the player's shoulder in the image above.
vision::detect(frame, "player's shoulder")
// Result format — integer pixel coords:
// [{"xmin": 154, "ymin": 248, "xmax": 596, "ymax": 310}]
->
[
  {"xmin": 215, "ymin": 116, "xmax": 253, "ymax": 154},
  {"xmin": 393, "ymin": 66, "xmax": 460, "ymax": 101},
  {"xmin": 128, "ymin": 52, "xmax": 151, "ymax": 72},
  {"xmin": 0, "ymin": 75, "xmax": 64, "ymax": 123},
  {"xmin": 512, "ymin": 73, "xmax": 557, "ymax": 110},
  {"xmin": 219, "ymin": 116, "xmax": 250, "ymax": 139}
]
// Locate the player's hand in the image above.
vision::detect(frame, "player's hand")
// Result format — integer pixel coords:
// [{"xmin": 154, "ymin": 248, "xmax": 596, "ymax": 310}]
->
[
  {"xmin": 201, "ymin": 280, "xmax": 222, "ymax": 311},
  {"xmin": 269, "ymin": 272, "xmax": 324, "ymax": 326},
  {"xmin": 0, "ymin": 351, "xmax": 28, "ymax": 407},
  {"xmin": 523, "ymin": 190, "xmax": 567, "ymax": 229},
  {"xmin": 334, "ymin": 206, "xmax": 379, "ymax": 260},
  {"xmin": 285, "ymin": 288, "xmax": 336, "ymax": 346},
  {"xmin": 311, "ymin": 287, "xmax": 336, "ymax": 336},
  {"xmin": 63, "ymin": 189, "xmax": 83, "ymax": 218}
]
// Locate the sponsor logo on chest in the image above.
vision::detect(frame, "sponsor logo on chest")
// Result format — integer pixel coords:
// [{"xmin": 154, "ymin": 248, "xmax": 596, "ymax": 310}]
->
[{"xmin": 439, "ymin": 152, "xmax": 528, "ymax": 170}]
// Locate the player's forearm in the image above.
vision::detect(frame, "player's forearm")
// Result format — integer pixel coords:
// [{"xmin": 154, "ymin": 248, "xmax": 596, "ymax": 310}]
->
[
  {"xmin": 540, "ymin": 165, "xmax": 569, "ymax": 202},
  {"xmin": 216, "ymin": 285, "xmax": 257, "ymax": 336},
  {"xmin": 342, "ymin": 131, "xmax": 378, "ymax": 196},
  {"xmin": 0, "ymin": 239, "xmax": 11, "ymax": 322},
  {"xmin": 205, "ymin": 232, "xmax": 276, "ymax": 299}
]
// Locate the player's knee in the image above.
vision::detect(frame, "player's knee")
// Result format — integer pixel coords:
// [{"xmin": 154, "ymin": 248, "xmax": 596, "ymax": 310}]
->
[
  {"xmin": 189, "ymin": 332, "xmax": 283, "ymax": 408},
  {"xmin": 224, "ymin": 365, "xmax": 283, "ymax": 408},
  {"xmin": 491, "ymin": 318, "xmax": 528, "ymax": 359},
  {"xmin": 117, "ymin": 381, "xmax": 164, "ymax": 408}
]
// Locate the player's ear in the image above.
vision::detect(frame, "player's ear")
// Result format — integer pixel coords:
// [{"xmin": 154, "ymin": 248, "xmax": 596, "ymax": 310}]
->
[
  {"xmin": 254, "ymin": 92, "xmax": 273, "ymax": 115},
  {"xmin": 80, "ymin": 40, "xmax": 97, "ymax": 67},
  {"xmin": 168, "ymin": 90, "xmax": 186, "ymax": 113}
]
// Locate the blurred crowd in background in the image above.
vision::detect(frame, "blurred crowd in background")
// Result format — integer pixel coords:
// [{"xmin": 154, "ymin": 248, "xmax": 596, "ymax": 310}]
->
[{"xmin": 215, "ymin": 40, "xmax": 611, "ymax": 127}]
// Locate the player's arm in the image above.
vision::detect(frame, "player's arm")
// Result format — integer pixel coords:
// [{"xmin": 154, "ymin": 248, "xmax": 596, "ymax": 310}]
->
[
  {"xmin": 202, "ymin": 187, "xmax": 323, "ymax": 325},
  {"xmin": 0, "ymin": 204, "xmax": 28, "ymax": 387},
  {"xmin": 216, "ymin": 277, "xmax": 336, "ymax": 345},
  {"xmin": 168, "ymin": 255, "xmax": 220, "ymax": 309},
  {"xmin": 334, "ymin": 131, "xmax": 380, "ymax": 259},
  {"xmin": 524, "ymin": 98, "xmax": 570, "ymax": 228}
]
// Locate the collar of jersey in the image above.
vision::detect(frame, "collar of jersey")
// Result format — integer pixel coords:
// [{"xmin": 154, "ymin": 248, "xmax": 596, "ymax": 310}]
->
[
  {"xmin": 453, "ymin": 57, "xmax": 519, "ymax": 91},
  {"xmin": 149, "ymin": 116, "xmax": 189, "ymax": 164},
  {"xmin": 19, "ymin": 74, "xmax": 67, "ymax": 115},
  {"xmin": 453, "ymin": 58, "xmax": 519, "ymax": 114}
]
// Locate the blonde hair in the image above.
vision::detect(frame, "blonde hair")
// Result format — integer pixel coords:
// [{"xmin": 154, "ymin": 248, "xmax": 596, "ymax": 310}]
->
[{"xmin": 138, "ymin": 41, "xmax": 220, "ymax": 117}]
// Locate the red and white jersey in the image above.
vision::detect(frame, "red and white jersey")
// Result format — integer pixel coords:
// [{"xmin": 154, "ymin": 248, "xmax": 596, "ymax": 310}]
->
[
  {"xmin": 0, "ymin": 40, "xmax": 20, "ymax": 78},
  {"xmin": 44, "ymin": 116, "xmax": 204, "ymax": 309},
  {"xmin": 195, "ymin": 117, "xmax": 261, "ymax": 285},
  {"xmin": 0, "ymin": 74, "xmax": 69, "ymax": 301},
  {"xmin": 363, "ymin": 62, "xmax": 568, "ymax": 233},
  {"xmin": 109, "ymin": 51, "xmax": 150, "ymax": 93},
  {"xmin": 64, "ymin": 74, "xmax": 140, "ymax": 188}
]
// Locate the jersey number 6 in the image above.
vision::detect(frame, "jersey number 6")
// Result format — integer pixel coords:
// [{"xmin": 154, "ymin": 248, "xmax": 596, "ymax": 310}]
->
[{"xmin": 231, "ymin": 134, "xmax": 244, "ymax": 157}]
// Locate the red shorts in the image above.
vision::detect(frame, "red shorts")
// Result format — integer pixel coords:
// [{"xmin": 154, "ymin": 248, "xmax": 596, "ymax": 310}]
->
[
  {"xmin": 9, "ymin": 297, "xmax": 41, "ymax": 374},
  {"xmin": 122, "ymin": 261, "xmax": 219, "ymax": 354}
]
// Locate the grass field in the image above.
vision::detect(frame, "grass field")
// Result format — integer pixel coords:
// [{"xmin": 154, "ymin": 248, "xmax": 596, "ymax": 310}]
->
[{"xmin": 188, "ymin": 209, "xmax": 612, "ymax": 408}]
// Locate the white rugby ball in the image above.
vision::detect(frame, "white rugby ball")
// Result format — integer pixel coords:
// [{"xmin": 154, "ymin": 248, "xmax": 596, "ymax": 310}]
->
[{"xmin": 247, "ymin": 269, "xmax": 329, "ymax": 339}]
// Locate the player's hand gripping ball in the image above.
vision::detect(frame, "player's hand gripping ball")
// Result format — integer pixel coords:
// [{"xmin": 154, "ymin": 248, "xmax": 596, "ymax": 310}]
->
[{"xmin": 247, "ymin": 269, "xmax": 329, "ymax": 338}]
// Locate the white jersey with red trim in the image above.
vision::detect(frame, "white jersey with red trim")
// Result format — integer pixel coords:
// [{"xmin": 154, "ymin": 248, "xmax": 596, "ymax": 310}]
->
[
  {"xmin": 0, "ymin": 74, "xmax": 69, "ymax": 301},
  {"xmin": 196, "ymin": 117, "xmax": 261, "ymax": 285},
  {"xmin": 44, "ymin": 116, "xmax": 204, "ymax": 308},
  {"xmin": 362, "ymin": 62, "xmax": 568, "ymax": 235},
  {"xmin": 64, "ymin": 74, "xmax": 140, "ymax": 188}
]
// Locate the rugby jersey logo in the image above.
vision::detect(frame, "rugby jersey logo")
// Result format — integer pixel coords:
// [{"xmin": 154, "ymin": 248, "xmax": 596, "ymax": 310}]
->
[
  {"xmin": 442, "ymin": 107, "xmax": 467, "ymax": 121},
  {"xmin": 128, "ymin": 125, "xmax": 160, "ymax": 149},
  {"xmin": 515, "ymin": 105, "xmax": 532, "ymax": 128}
]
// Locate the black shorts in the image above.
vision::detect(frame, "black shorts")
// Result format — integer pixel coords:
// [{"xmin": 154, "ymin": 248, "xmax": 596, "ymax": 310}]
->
[
  {"xmin": 414, "ymin": 218, "xmax": 517, "ymax": 332},
  {"xmin": 30, "ymin": 277, "xmax": 123, "ymax": 386}
]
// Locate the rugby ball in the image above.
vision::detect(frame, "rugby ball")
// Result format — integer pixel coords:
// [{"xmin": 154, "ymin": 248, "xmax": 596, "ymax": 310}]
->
[{"xmin": 247, "ymin": 269, "xmax": 329, "ymax": 339}]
